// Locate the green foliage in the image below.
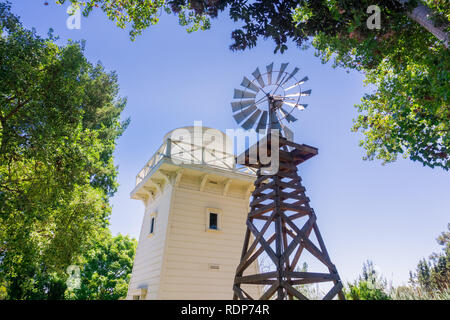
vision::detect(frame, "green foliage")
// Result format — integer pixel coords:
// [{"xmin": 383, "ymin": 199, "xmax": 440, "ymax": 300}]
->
[
  {"xmin": 0, "ymin": 232, "xmax": 136, "ymax": 300},
  {"xmin": 346, "ymin": 280, "xmax": 391, "ymax": 300},
  {"xmin": 62, "ymin": 1, "xmax": 449, "ymax": 170},
  {"xmin": 292, "ymin": 262, "xmax": 322, "ymax": 299},
  {"xmin": 344, "ymin": 260, "xmax": 391, "ymax": 300},
  {"xmin": 66, "ymin": 233, "xmax": 137, "ymax": 300},
  {"xmin": 0, "ymin": 282, "xmax": 6, "ymax": 299},
  {"xmin": 421, "ymin": 0, "xmax": 450, "ymax": 27},
  {"xmin": 347, "ymin": 226, "xmax": 450, "ymax": 300},
  {"xmin": 173, "ymin": 4, "xmax": 211, "ymax": 33},
  {"xmin": 59, "ymin": 0, "xmax": 165, "ymax": 40},
  {"xmin": 309, "ymin": 3, "xmax": 449, "ymax": 170},
  {"xmin": 59, "ymin": 0, "xmax": 211, "ymax": 39},
  {"xmin": 0, "ymin": 1, "xmax": 128, "ymax": 299},
  {"xmin": 409, "ymin": 224, "xmax": 450, "ymax": 293},
  {"xmin": 392, "ymin": 285, "xmax": 450, "ymax": 300}
]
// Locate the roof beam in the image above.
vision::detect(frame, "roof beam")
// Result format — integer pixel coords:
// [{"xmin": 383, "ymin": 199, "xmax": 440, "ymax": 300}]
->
[
  {"xmin": 159, "ymin": 170, "xmax": 171, "ymax": 186},
  {"xmin": 223, "ymin": 179, "xmax": 232, "ymax": 196},
  {"xmin": 200, "ymin": 174, "xmax": 209, "ymax": 192},
  {"xmin": 174, "ymin": 169, "xmax": 184, "ymax": 187}
]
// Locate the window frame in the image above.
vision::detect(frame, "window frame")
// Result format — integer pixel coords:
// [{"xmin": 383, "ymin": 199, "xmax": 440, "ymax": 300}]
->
[
  {"xmin": 205, "ymin": 207, "xmax": 222, "ymax": 232},
  {"xmin": 148, "ymin": 211, "xmax": 157, "ymax": 237},
  {"xmin": 150, "ymin": 217, "xmax": 155, "ymax": 234}
]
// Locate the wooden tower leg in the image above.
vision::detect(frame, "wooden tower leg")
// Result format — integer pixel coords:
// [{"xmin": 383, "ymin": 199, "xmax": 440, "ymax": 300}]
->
[{"xmin": 233, "ymin": 136, "xmax": 344, "ymax": 300}]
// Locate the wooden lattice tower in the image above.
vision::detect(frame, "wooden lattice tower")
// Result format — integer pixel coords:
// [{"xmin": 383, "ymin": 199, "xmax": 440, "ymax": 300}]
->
[
  {"xmin": 230, "ymin": 62, "xmax": 344, "ymax": 299},
  {"xmin": 232, "ymin": 134, "xmax": 345, "ymax": 300}
]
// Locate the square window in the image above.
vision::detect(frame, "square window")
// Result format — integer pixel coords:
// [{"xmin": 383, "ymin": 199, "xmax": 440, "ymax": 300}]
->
[
  {"xmin": 209, "ymin": 213, "xmax": 218, "ymax": 230},
  {"xmin": 205, "ymin": 208, "xmax": 222, "ymax": 232}
]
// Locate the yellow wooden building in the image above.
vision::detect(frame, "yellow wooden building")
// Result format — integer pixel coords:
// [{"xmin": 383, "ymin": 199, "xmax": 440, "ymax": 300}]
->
[{"xmin": 126, "ymin": 126, "xmax": 261, "ymax": 299}]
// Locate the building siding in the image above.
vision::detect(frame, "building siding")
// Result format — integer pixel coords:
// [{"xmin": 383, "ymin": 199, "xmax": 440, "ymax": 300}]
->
[
  {"xmin": 127, "ymin": 126, "xmax": 259, "ymax": 300},
  {"xmin": 127, "ymin": 185, "xmax": 173, "ymax": 299},
  {"xmin": 159, "ymin": 185, "xmax": 260, "ymax": 300}
]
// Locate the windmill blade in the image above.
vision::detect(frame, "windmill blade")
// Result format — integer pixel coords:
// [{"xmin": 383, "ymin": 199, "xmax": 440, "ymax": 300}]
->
[
  {"xmin": 266, "ymin": 62, "xmax": 274, "ymax": 85},
  {"xmin": 285, "ymin": 76, "xmax": 308, "ymax": 91},
  {"xmin": 279, "ymin": 106, "xmax": 298, "ymax": 123},
  {"xmin": 240, "ymin": 76, "xmax": 260, "ymax": 93},
  {"xmin": 233, "ymin": 104, "xmax": 257, "ymax": 124},
  {"xmin": 301, "ymin": 89, "xmax": 312, "ymax": 96},
  {"xmin": 256, "ymin": 110, "xmax": 268, "ymax": 132},
  {"xmin": 252, "ymin": 67, "xmax": 265, "ymax": 88},
  {"xmin": 281, "ymin": 67, "xmax": 299, "ymax": 85},
  {"xmin": 241, "ymin": 109, "xmax": 262, "ymax": 130},
  {"xmin": 234, "ymin": 89, "xmax": 257, "ymax": 99},
  {"xmin": 283, "ymin": 96, "xmax": 308, "ymax": 103},
  {"xmin": 275, "ymin": 63, "xmax": 289, "ymax": 84},
  {"xmin": 284, "ymin": 89, "xmax": 312, "ymax": 98},
  {"xmin": 231, "ymin": 99, "xmax": 255, "ymax": 112},
  {"xmin": 283, "ymin": 101, "xmax": 308, "ymax": 110},
  {"xmin": 282, "ymin": 124, "xmax": 294, "ymax": 141}
]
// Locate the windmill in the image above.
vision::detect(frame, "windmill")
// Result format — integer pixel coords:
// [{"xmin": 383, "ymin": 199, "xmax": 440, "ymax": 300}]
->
[
  {"xmin": 231, "ymin": 63, "xmax": 345, "ymax": 300},
  {"xmin": 231, "ymin": 62, "xmax": 311, "ymax": 141}
]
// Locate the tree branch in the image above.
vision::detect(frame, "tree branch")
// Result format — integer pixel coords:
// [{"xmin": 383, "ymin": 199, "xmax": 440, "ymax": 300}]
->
[
  {"xmin": 400, "ymin": 0, "xmax": 449, "ymax": 48},
  {"xmin": 3, "ymin": 98, "xmax": 31, "ymax": 122}
]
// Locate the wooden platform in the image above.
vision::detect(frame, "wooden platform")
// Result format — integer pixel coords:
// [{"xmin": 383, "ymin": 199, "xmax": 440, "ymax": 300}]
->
[{"xmin": 236, "ymin": 134, "xmax": 318, "ymax": 168}]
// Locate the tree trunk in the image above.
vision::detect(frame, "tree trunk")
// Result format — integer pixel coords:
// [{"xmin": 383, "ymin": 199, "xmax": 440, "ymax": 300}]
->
[{"xmin": 400, "ymin": 0, "xmax": 448, "ymax": 48}]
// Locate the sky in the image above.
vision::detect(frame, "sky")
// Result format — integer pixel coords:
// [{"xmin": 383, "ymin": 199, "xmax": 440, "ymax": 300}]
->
[{"xmin": 9, "ymin": 1, "xmax": 449, "ymax": 287}]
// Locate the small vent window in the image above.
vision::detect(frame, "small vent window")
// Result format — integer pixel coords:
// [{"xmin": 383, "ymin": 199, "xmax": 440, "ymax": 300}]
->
[{"xmin": 209, "ymin": 264, "xmax": 220, "ymax": 270}]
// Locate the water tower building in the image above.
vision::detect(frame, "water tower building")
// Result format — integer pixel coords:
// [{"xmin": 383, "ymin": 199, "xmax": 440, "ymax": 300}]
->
[{"xmin": 126, "ymin": 126, "xmax": 261, "ymax": 300}]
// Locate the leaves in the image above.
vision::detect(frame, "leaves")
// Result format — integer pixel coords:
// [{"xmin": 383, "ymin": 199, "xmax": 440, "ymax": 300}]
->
[
  {"xmin": 0, "ymin": 2, "xmax": 128, "ymax": 299},
  {"xmin": 59, "ymin": 0, "xmax": 167, "ymax": 40},
  {"xmin": 342, "ymin": 23, "xmax": 450, "ymax": 169},
  {"xmin": 345, "ymin": 260, "xmax": 391, "ymax": 300},
  {"xmin": 61, "ymin": 1, "xmax": 449, "ymax": 170},
  {"xmin": 410, "ymin": 224, "xmax": 450, "ymax": 292},
  {"xmin": 66, "ymin": 233, "xmax": 137, "ymax": 300}
]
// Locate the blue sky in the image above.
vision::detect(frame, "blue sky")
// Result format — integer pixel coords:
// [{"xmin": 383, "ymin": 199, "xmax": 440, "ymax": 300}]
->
[{"xmin": 10, "ymin": 1, "xmax": 449, "ymax": 286}]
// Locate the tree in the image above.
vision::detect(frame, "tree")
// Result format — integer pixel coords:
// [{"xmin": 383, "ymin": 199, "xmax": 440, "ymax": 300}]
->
[
  {"xmin": 59, "ymin": 1, "xmax": 448, "ymax": 48},
  {"xmin": 293, "ymin": 262, "xmax": 321, "ymax": 299},
  {"xmin": 66, "ymin": 233, "xmax": 137, "ymax": 300},
  {"xmin": 399, "ymin": 0, "xmax": 448, "ymax": 46},
  {"xmin": 410, "ymin": 224, "xmax": 449, "ymax": 293},
  {"xmin": 0, "ymin": 282, "xmax": 6, "ymax": 299},
  {"xmin": 300, "ymin": 1, "xmax": 449, "ymax": 170},
  {"xmin": 345, "ymin": 260, "xmax": 391, "ymax": 300},
  {"xmin": 0, "ymin": 1, "xmax": 128, "ymax": 299},
  {"xmin": 61, "ymin": 0, "xmax": 449, "ymax": 170}
]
